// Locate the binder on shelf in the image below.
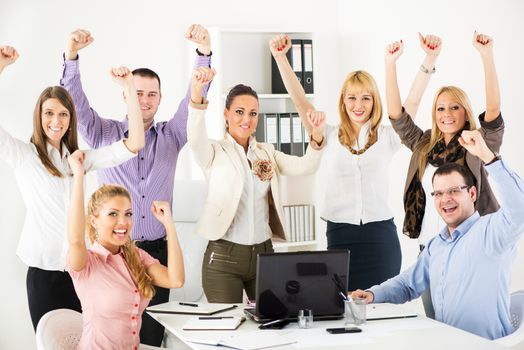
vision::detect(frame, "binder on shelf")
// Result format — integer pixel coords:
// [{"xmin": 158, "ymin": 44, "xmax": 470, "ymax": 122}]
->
[
  {"xmin": 271, "ymin": 39, "xmax": 303, "ymax": 94},
  {"xmin": 291, "ymin": 113, "xmax": 304, "ymax": 156},
  {"xmin": 302, "ymin": 39, "xmax": 314, "ymax": 94},
  {"xmin": 283, "ymin": 204, "xmax": 316, "ymax": 243},
  {"xmin": 255, "ymin": 113, "xmax": 279, "ymax": 149},
  {"xmin": 278, "ymin": 113, "xmax": 291, "ymax": 154}
]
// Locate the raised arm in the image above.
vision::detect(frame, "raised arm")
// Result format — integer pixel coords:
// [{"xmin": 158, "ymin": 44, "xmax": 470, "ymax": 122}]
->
[
  {"xmin": 146, "ymin": 201, "xmax": 185, "ymax": 288},
  {"xmin": 274, "ymin": 110, "xmax": 326, "ymax": 176},
  {"xmin": 187, "ymin": 67, "xmax": 216, "ymax": 169},
  {"xmin": 166, "ymin": 24, "xmax": 213, "ymax": 150},
  {"xmin": 459, "ymin": 130, "xmax": 524, "ymax": 253},
  {"xmin": 269, "ymin": 35, "xmax": 316, "ymax": 135},
  {"xmin": 403, "ymin": 33, "xmax": 442, "ymax": 119},
  {"xmin": 67, "ymin": 150, "xmax": 89, "ymax": 271},
  {"xmin": 110, "ymin": 66, "xmax": 144, "ymax": 153},
  {"xmin": 62, "ymin": 29, "xmax": 117, "ymax": 148},
  {"xmin": 472, "ymin": 32, "xmax": 500, "ymax": 122},
  {"xmin": 384, "ymin": 40, "xmax": 404, "ymax": 119}
]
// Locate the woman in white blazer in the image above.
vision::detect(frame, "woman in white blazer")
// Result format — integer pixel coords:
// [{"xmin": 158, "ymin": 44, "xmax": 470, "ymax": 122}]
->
[{"xmin": 187, "ymin": 67, "xmax": 326, "ymax": 303}]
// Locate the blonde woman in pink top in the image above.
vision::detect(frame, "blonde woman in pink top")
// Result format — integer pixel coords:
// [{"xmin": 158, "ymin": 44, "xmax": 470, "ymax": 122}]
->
[{"xmin": 66, "ymin": 123, "xmax": 185, "ymax": 349}]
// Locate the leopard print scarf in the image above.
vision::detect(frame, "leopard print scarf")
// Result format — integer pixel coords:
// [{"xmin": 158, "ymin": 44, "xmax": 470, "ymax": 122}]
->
[{"xmin": 403, "ymin": 133, "xmax": 467, "ymax": 238}]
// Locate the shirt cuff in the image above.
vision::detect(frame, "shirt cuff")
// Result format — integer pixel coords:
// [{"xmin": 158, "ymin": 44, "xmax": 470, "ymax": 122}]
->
[
  {"xmin": 189, "ymin": 99, "xmax": 209, "ymax": 110},
  {"xmin": 61, "ymin": 56, "xmax": 80, "ymax": 81},
  {"xmin": 478, "ymin": 111, "xmax": 503, "ymax": 128},
  {"xmin": 368, "ymin": 286, "xmax": 385, "ymax": 303}
]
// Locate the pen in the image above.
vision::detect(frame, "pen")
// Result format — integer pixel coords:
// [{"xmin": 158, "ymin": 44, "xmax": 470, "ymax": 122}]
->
[
  {"xmin": 179, "ymin": 302, "xmax": 199, "ymax": 307},
  {"xmin": 198, "ymin": 316, "xmax": 235, "ymax": 320},
  {"xmin": 339, "ymin": 291, "xmax": 349, "ymax": 301}
]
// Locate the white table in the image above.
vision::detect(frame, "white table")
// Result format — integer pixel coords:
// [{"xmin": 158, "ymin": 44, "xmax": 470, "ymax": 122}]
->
[{"xmin": 149, "ymin": 304, "xmax": 507, "ymax": 350}]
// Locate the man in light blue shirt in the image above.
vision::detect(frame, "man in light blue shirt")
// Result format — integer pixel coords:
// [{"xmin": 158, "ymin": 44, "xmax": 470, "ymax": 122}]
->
[{"xmin": 352, "ymin": 130, "xmax": 524, "ymax": 340}]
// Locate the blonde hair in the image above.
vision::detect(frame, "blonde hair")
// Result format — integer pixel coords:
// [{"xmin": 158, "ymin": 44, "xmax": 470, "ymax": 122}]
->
[
  {"xmin": 416, "ymin": 86, "xmax": 477, "ymax": 178},
  {"xmin": 337, "ymin": 70, "xmax": 383, "ymax": 149},
  {"xmin": 87, "ymin": 184, "xmax": 155, "ymax": 299}
]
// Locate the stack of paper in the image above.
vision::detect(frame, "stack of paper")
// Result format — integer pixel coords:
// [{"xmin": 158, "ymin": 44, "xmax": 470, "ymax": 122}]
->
[
  {"xmin": 187, "ymin": 331, "xmax": 296, "ymax": 349},
  {"xmin": 146, "ymin": 301, "xmax": 237, "ymax": 315},
  {"xmin": 183, "ymin": 316, "xmax": 246, "ymax": 330}
]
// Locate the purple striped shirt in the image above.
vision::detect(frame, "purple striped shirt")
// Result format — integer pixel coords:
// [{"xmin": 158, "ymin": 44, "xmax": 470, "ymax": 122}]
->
[{"xmin": 60, "ymin": 55, "xmax": 211, "ymax": 241}]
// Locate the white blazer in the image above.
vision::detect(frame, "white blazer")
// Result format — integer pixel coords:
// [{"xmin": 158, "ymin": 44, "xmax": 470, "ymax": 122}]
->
[{"xmin": 187, "ymin": 106, "xmax": 323, "ymax": 242}]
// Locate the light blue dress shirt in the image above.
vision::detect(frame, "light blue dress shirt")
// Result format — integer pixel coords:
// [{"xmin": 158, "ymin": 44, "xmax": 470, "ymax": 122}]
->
[{"xmin": 370, "ymin": 159, "xmax": 524, "ymax": 340}]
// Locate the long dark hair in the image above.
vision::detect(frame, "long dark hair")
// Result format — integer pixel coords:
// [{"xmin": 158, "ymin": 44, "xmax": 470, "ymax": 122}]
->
[{"xmin": 30, "ymin": 86, "xmax": 79, "ymax": 177}]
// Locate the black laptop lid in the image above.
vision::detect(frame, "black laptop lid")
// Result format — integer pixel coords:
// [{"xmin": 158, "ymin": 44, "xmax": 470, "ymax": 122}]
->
[{"xmin": 255, "ymin": 250, "xmax": 349, "ymax": 319}]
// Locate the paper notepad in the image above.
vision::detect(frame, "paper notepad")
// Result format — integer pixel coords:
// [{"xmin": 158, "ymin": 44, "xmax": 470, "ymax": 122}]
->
[
  {"xmin": 187, "ymin": 331, "xmax": 297, "ymax": 349},
  {"xmin": 146, "ymin": 301, "xmax": 238, "ymax": 315},
  {"xmin": 183, "ymin": 316, "xmax": 246, "ymax": 330}
]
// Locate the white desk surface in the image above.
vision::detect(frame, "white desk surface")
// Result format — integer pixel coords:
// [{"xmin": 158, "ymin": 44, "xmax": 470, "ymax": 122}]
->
[{"xmin": 148, "ymin": 303, "xmax": 507, "ymax": 350}]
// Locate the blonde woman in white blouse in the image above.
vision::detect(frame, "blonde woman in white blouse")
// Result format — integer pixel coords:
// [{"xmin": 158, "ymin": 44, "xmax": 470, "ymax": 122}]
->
[
  {"xmin": 187, "ymin": 67, "xmax": 326, "ymax": 303},
  {"xmin": 0, "ymin": 46, "xmax": 144, "ymax": 330},
  {"xmin": 270, "ymin": 34, "xmax": 405, "ymax": 292}
]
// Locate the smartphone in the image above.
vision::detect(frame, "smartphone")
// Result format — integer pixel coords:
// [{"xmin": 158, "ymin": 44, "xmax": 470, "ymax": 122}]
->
[{"xmin": 326, "ymin": 327, "xmax": 362, "ymax": 334}]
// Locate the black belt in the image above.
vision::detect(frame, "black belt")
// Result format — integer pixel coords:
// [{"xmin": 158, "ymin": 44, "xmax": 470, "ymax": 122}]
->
[{"xmin": 135, "ymin": 237, "xmax": 167, "ymax": 251}]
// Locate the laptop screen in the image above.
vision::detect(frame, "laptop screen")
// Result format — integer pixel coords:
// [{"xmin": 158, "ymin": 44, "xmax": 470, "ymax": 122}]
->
[{"xmin": 255, "ymin": 250, "xmax": 349, "ymax": 320}]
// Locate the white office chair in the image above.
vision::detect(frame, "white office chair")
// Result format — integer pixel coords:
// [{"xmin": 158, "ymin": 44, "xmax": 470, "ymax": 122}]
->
[
  {"xmin": 495, "ymin": 290, "xmax": 524, "ymax": 349},
  {"xmin": 36, "ymin": 308, "xmax": 164, "ymax": 350}
]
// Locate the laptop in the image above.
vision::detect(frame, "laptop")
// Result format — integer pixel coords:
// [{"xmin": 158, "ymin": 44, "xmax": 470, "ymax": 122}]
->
[{"xmin": 245, "ymin": 250, "xmax": 350, "ymax": 322}]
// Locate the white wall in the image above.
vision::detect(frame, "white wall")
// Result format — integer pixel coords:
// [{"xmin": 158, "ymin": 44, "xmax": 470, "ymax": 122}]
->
[{"xmin": 0, "ymin": 0, "xmax": 523, "ymax": 348}]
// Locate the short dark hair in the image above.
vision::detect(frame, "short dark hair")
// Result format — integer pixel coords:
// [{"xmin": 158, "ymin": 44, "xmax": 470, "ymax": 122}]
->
[
  {"xmin": 432, "ymin": 163, "xmax": 476, "ymax": 187},
  {"xmin": 225, "ymin": 84, "xmax": 258, "ymax": 109},
  {"xmin": 132, "ymin": 68, "xmax": 161, "ymax": 90}
]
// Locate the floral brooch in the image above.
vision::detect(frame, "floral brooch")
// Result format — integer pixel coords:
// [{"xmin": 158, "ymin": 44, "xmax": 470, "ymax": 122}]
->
[{"xmin": 252, "ymin": 159, "xmax": 274, "ymax": 182}]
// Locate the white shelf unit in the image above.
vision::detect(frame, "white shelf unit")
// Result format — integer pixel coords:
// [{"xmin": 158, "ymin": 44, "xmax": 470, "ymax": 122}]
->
[{"xmin": 192, "ymin": 28, "xmax": 320, "ymax": 250}]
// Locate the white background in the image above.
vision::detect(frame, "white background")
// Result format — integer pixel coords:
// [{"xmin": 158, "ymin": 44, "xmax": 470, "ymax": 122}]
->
[{"xmin": 1, "ymin": 0, "xmax": 523, "ymax": 348}]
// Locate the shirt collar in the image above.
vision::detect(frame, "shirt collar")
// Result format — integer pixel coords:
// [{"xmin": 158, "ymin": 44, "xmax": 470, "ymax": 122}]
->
[
  {"xmin": 91, "ymin": 241, "xmax": 123, "ymax": 262},
  {"xmin": 438, "ymin": 211, "xmax": 480, "ymax": 242},
  {"xmin": 46, "ymin": 142, "xmax": 71, "ymax": 160},
  {"xmin": 226, "ymin": 133, "xmax": 257, "ymax": 152}
]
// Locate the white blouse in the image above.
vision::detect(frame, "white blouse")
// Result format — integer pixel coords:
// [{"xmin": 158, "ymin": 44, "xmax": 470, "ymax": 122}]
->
[
  {"xmin": 222, "ymin": 135, "xmax": 272, "ymax": 245},
  {"xmin": 0, "ymin": 125, "xmax": 135, "ymax": 271},
  {"xmin": 321, "ymin": 121, "xmax": 401, "ymax": 224},
  {"xmin": 419, "ymin": 164, "xmax": 446, "ymax": 246}
]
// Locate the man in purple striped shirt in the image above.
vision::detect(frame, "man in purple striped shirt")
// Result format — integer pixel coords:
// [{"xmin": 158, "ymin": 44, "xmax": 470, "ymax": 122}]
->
[{"xmin": 60, "ymin": 24, "xmax": 212, "ymax": 346}]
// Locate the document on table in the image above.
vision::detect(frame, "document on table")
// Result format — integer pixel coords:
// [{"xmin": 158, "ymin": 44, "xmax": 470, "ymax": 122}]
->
[
  {"xmin": 146, "ymin": 301, "xmax": 238, "ymax": 315},
  {"xmin": 187, "ymin": 331, "xmax": 297, "ymax": 349},
  {"xmin": 183, "ymin": 316, "xmax": 246, "ymax": 330}
]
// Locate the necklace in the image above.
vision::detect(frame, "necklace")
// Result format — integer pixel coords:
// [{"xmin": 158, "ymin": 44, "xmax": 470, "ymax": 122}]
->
[{"xmin": 346, "ymin": 140, "xmax": 373, "ymax": 155}]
